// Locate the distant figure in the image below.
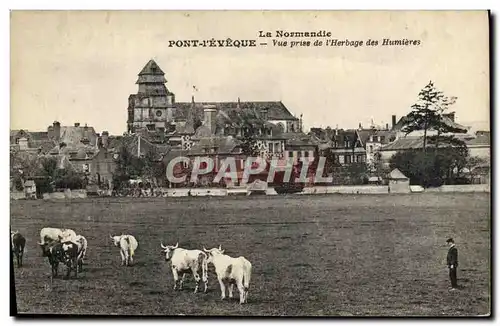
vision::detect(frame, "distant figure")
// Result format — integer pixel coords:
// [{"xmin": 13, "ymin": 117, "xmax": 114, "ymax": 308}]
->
[{"xmin": 446, "ymin": 238, "xmax": 459, "ymax": 290}]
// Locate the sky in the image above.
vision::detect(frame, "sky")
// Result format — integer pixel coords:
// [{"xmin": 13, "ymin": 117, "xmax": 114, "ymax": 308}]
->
[{"xmin": 10, "ymin": 10, "xmax": 490, "ymax": 135}]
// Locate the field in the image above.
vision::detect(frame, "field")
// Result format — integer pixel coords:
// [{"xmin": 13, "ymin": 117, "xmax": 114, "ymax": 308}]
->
[{"xmin": 11, "ymin": 193, "xmax": 491, "ymax": 316}]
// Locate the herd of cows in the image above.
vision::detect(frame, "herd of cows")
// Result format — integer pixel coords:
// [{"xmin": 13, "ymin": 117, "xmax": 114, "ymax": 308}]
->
[{"xmin": 11, "ymin": 227, "xmax": 253, "ymax": 304}]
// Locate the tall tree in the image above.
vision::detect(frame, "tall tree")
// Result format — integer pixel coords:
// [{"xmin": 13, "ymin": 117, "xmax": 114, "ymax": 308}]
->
[
  {"xmin": 402, "ymin": 81, "xmax": 464, "ymax": 151},
  {"xmin": 238, "ymin": 110, "xmax": 264, "ymax": 157}
]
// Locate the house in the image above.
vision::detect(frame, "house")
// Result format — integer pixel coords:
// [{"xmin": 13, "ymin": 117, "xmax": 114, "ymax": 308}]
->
[
  {"xmin": 310, "ymin": 127, "xmax": 367, "ymax": 165},
  {"xmin": 10, "ymin": 129, "xmax": 55, "ymax": 154},
  {"xmin": 24, "ymin": 180, "xmax": 37, "ymax": 199},
  {"xmin": 388, "ymin": 168, "xmax": 410, "ymax": 193},
  {"xmin": 283, "ymin": 133, "xmax": 319, "ymax": 165},
  {"xmin": 378, "ymin": 131, "xmax": 490, "ymax": 163},
  {"xmin": 465, "ymin": 131, "xmax": 490, "ymax": 160},
  {"xmin": 90, "ymin": 148, "xmax": 117, "ymax": 187},
  {"xmin": 361, "ymin": 129, "xmax": 396, "ymax": 168}
]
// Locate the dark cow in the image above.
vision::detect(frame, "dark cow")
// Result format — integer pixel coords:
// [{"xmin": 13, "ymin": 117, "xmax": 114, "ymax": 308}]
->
[
  {"xmin": 11, "ymin": 231, "xmax": 26, "ymax": 268},
  {"xmin": 40, "ymin": 241, "xmax": 79, "ymax": 279}
]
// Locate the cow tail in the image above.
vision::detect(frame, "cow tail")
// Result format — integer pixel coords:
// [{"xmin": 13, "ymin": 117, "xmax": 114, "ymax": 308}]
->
[
  {"xmin": 199, "ymin": 253, "xmax": 208, "ymax": 282},
  {"xmin": 243, "ymin": 260, "xmax": 252, "ymax": 291},
  {"xmin": 126, "ymin": 238, "xmax": 134, "ymax": 257}
]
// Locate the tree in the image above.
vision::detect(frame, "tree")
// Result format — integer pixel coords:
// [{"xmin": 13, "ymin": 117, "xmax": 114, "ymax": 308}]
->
[
  {"xmin": 402, "ymin": 81, "xmax": 465, "ymax": 151},
  {"xmin": 112, "ymin": 145, "xmax": 139, "ymax": 191},
  {"xmin": 389, "ymin": 147, "xmax": 469, "ymax": 187},
  {"xmin": 238, "ymin": 110, "xmax": 264, "ymax": 157},
  {"xmin": 371, "ymin": 151, "xmax": 389, "ymax": 179}
]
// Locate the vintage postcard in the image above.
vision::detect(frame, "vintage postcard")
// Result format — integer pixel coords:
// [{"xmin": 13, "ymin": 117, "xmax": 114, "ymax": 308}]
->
[{"xmin": 10, "ymin": 10, "xmax": 490, "ymax": 317}]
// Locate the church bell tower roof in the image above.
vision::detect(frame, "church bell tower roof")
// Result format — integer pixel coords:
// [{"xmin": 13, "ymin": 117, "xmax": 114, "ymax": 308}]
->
[{"xmin": 136, "ymin": 59, "xmax": 167, "ymax": 84}]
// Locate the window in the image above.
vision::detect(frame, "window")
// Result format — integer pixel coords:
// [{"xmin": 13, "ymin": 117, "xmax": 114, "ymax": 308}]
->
[
  {"xmin": 380, "ymin": 136, "xmax": 386, "ymax": 143},
  {"xmin": 368, "ymin": 145, "xmax": 373, "ymax": 152},
  {"xmin": 15, "ymin": 138, "xmax": 19, "ymax": 144},
  {"xmin": 288, "ymin": 151, "xmax": 293, "ymax": 158},
  {"xmin": 339, "ymin": 155, "xmax": 345, "ymax": 164},
  {"xmin": 345, "ymin": 155, "xmax": 352, "ymax": 164},
  {"xmin": 304, "ymin": 151, "xmax": 309, "ymax": 157}
]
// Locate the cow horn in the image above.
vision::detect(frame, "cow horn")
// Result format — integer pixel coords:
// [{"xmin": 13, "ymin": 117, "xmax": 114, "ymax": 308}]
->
[
  {"xmin": 174, "ymin": 242, "xmax": 178, "ymax": 249},
  {"xmin": 160, "ymin": 242, "xmax": 167, "ymax": 249},
  {"xmin": 218, "ymin": 244, "xmax": 222, "ymax": 251},
  {"xmin": 203, "ymin": 247, "xmax": 209, "ymax": 252},
  {"xmin": 109, "ymin": 234, "xmax": 113, "ymax": 239}
]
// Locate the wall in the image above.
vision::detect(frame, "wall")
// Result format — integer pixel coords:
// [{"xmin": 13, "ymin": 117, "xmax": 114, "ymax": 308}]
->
[
  {"xmin": 389, "ymin": 180, "xmax": 410, "ymax": 193},
  {"xmin": 301, "ymin": 185, "xmax": 389, "ymax": 194},
  {"xmin": 469, "ymin": 146, "xmax": 490, "ymax": 160},
  {"xmin": 10, "ymin": 191, "xmax": 26, "ymax": 200},
  {"xmin": 42, "ymin": 190, "xmax": 88, "ymax": 199},
  {"xmin": 426, "ymin": 184, "xmax": 490, "ymax": 193}
]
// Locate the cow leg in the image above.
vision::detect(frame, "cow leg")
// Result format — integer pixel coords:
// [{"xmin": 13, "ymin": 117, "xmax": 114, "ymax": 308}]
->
[
  {"xmin": 172, "ymin": 268, "xmax": 179, "ymax": 290},
  {"xmin": 124, "ymin": 251, "xmax": 130, "ymax": 266},
  {"xmin": 192, "ymin": 269, "xmax": 201, "ymax": 293},
  {"xmin": 218, "ymin": 278, "xmax": 226, "ymax": 300},
  {"xmin": 120, "ymin": 250, "xmax": 125, "ymax": 266},
  {"xmin": 237, "ymin": 281, "xmax": 245, "ymax": 304},
  {"xmin": 52, "ymin": 262, "xmax": 59, "ymax": 277},
  {"xmin": 228, "ymin": 283, "xmax": 234, "ymax": 299},
  {"xmin": 202, "ymin": 267, "xmax": 208, "ymax": 294},
  {"xmin": 179, "ymin": 273, "xmax": 186, "ymax": 290},
  {"xmin": 129, "ymin": 254, "xmax": 134, "ymax": 266},
  {"xmin": 19, "ymin": 251, "xmax": 23, "ymax": 268},
  {"xmin": 65, "ymin": 261, "xmax": 71, "ymax": 279},
  {"xmin": 74, "ymin": 258, "xmax": 78, "ymax": 278}
]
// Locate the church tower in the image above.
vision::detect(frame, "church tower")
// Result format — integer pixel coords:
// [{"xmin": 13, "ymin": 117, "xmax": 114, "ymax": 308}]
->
[{"xmin": 127, "ymin": 59, "xmax": 176, "ymax": 134}]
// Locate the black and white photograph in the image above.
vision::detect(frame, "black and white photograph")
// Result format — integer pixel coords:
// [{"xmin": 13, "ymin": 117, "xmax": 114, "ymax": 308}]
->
[{"xmin": 9, "ymin": 10, "xmax": 491, "ymax": 317}]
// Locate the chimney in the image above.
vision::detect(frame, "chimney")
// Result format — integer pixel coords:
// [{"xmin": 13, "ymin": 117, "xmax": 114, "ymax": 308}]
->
[
  {"xmin": 237, "ymin": 97, "xmax": 241, "ymax": 110},
  {"xmin": 260, "ymin": 107, "xmax": 269, "ymax": 121},
  {"xmin": 101, "ymin": 131, "xmax": 109, "ymax": 148},
  {"xmin": 358, "ymin": 122, "xmax": 362, "ymax": 130},
  {"xmin": 74, "ymin": 122, "xmax": 80, "ymax": 127},
  {"xmin": 47, "ymin": 125, "xmax": 54, "ymax": 139},
  {"xmin": 444, "ymin": 112, "xmax": 456, "ymax": 122},
  {"xmin": 53, "ymin": 121, "xmax": 61, "ymax": 142},
  {"xmin": 203, "ymin": 105, "xmax": 217, "ymax": 135},
  {"xmin": 391, "ymin": 115, "xmax": 397, "ymax": 128},
  {"xmin": 386, "ymin": 123, "xmax": 389, "ymax": 130}
]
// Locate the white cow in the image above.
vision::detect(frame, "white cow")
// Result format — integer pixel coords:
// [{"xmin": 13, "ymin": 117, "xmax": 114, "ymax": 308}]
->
[
  {"xmin": 110, "ymin": 234, "xmax": 138, "ymax": 266},
  {"xmin": 38, "ymin": 227, "xmax": 77, "ymax": 245},
  {"xmin": 204, "ymin": 246, "xmax": 252, "ymax": 304},
  {"xmin": 61, "ymin": 229, "xmax": 77, "ymax": 242},
  {"xmin": 74, "ymin": 235, "xmax": 88, "ymax": 272},
  {"xmin": 160, "ymin": 242, "xmax": 208, "ymax": 293}
]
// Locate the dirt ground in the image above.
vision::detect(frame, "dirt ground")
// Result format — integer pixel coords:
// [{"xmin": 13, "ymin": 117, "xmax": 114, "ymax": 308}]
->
[{"xmin": 10, "ymin": 193, "xmax": 491, "ymax": 316}]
